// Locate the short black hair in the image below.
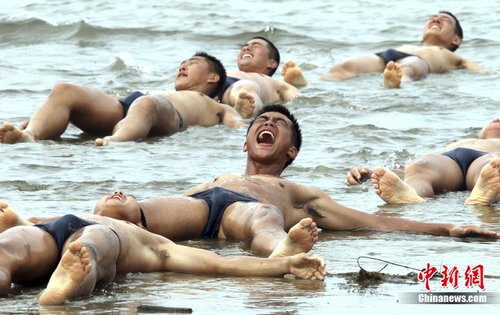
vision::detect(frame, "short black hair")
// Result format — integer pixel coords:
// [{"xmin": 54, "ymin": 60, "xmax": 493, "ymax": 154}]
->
[
  {"xmin": 251, "ymin": 36, "xmax": 280, "ymax": 76},
  {"xmin": 247, "ymin": 104, "xmax": 302, "ymax": 170},
  {"xmin": 194, "ymin": 51, "xmax": 227, "ymax": 98},
  {"xmin": 439, "ymin": 11, "xmax": 463, "ymax": 51}
]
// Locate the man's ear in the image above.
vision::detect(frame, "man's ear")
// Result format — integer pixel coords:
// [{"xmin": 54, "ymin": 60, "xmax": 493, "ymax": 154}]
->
[
  {"xmin": 451, "ymin": 35, "xmax": 462, "ymax": 48},
  {"xmin": 208, "ymin": 73, "xmax": 220, "ymax": 84},
  {"xmin": 267, "ymin": 60, "xmax": 278, "ymax": 73},
  {"xmin": 243, "ymin": 141, "xmax": 248, "ymax": 152},
  {"xmin": 287, "ymin": 145, "xmax": 298, "ymax": 160}
]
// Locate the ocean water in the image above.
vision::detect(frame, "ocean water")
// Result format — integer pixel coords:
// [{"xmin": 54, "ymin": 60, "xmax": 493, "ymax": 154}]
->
[{"xmin": 0, "ymin": 0, "xmax": 499, "ymax": 314}]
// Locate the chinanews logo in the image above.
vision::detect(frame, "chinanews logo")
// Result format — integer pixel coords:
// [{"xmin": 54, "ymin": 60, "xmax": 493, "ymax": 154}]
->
[{"xmin": 399, "ymin": 263, "xmax": 500, "ymax": 304}]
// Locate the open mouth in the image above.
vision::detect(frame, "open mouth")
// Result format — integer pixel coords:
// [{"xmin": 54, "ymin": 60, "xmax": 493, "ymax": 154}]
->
[
  {"xmin": 257, "ymin": 130, "xmax": 275, "ymax": 144},
  {"xmin": 242, "ymin": 54, "xmax": 253, "ymax": 59}
]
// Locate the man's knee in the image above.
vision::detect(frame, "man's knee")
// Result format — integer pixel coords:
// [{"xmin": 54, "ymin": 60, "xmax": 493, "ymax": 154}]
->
[
  {"xmin": 249, "ymin": 206, "xmax": 285, "ymax": 231},
  {"xmin": 50, "ymin": 82, "xmax": 80, "ymax": 99}
]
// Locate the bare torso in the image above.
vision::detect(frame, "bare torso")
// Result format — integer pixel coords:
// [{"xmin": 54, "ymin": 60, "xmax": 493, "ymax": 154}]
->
[
  {"xmin": 186, "ymin": 173, "xmax": 321, "ymax": 229},
  {"xmin": 444, "ymin": 138, "xmax": 500, "ymax": 152},
  {"xmin": 397, "ymin": 44, "xmax": 465, "ymax": 73},
  {"xmin": 223, "ymin": 71, "xmax": 299, "ymax": 104}
]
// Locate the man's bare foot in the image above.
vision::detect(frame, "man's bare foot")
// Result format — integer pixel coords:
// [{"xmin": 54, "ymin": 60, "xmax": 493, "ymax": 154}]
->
[
  {"xmin": 371, "ymin": 167, "xmax": 425, "ymax": 204},
  {"xmin": 465, "ymin": 158, "xmax": 500, "ymax": 205},
  {"xmin": 0, "ymin": 201, "xmax": 33, "ymax": 232},
  {"xmin": 95, "ymin": 137, "xmax": 109, "ymax": 146},
  {"xmin": 39, "ymin": 241, "xmax": 93, "ymax": 305},
  {"xmin": 269, "ymin": 218, "xmax": 318, "ymax": 258},
  {"xmin": 235, "ymin": 91, "xmax": 257, "ymax": 119},
  {"xmin": 383, "ymin": 61, "xmax": 402, "ymax": 88},
  {"xmin": 0, "ymin": 123, "xmax": 35, "ymax": 144},
  {"xmin": 281, "ymin": 60, "xmax": 307, "ymax": 87}
]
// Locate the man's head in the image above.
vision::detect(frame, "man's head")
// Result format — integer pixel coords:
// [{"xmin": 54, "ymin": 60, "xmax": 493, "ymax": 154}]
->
[
  {"xmin": 237, "ymin": 37, "xmax": 280, "ymax": 76},
  {"xmin": 175, "ymin": 52, "xmax": 227, "ymax": 98},
  {"xmin": 94, "ymin": 190, "xmax": 143, "ymax": 226},
  {"xmin": 422, "ymin": 11, "xmax": 463, "ymax": 51},
  {"xmin": 245, "ymin": 104, "xmax": 302, "ymax": 171},
  {"xmin": 479, "ymin": 119, "xmax": 500, "ymax": 139}
]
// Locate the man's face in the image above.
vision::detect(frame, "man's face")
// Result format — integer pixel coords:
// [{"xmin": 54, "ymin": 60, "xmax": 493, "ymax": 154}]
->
[
  {"xmin": 237, "ymin": 39, "xmax": 277, "ymax": 75},
  {"xmin": 479, "ymin": 119, "xmax": 500, "ymax": 139},
  {"xmin": 94, "ymin": 190, "xmax": 140, "ymax": 221},
  {"xmin": 175, "ymin": 56, "xmax": 214, "ymax": 91},
  {"xmin": 422, "ymin": 13, "xmax": 462, "ymax": 49},
  {"xmin": 244, "ymin": 111, "xmax": 297, "ymax": 164}
]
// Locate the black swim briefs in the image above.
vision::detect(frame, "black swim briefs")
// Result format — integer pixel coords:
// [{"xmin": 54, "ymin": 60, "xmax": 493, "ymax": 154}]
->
[
  {"xmin": 189, "ymin": 187, "xmax": 258, "ymax": 238},
  {"xmin": 442, "ymin": 147, "xmax": 488, "ymax": 187},
  {"xmin": 35, "ymin": 214, "xmax": 96, "ymax": 259},
  {"xmin": 375, "ymin": 49, "xmax": 414, "ymax": 65},
  {"xmin": 118, "ymin": 91, "xmax": 184, "ymax": 128},
  {"xmin": 118, "ymin": 91, "xmax": 145, "ymax": 116}
]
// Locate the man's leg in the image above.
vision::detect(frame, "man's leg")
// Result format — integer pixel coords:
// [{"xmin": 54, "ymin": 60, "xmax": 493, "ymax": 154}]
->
[
  {"xmin": 0, "ymin": 225, "xmax": 58, "ymax": 295},
  {"xmin": 321, "ymin": 54, "xmax": 385, "ymax": 81},
  {"xmin": 465, "ymin": 155, "xmax": 500, "ymax": 205},
  {"xmin": 95, "ymin": 94, "xmax": 180, "ymax": 145},
  {"xmin": 383, "ymin": 57, "xmax": 430, "ymax": 88},
  {"xmin": 39, "ymin": 224, "xmax": 120, "ymax": 305},
  {"xmin": 0, "ymin": 201, "xmax": 33, "ymax": 232},
  {"xmin": 220, "ymin": 203, "xmax": 318, "ymax": 257},
  {"xmin": 0, "ymin": 83, "xmax": 124, "ymax": 144},
  {"xmin": 225, "ymin": 80, "xmax": 264, "ymax": 119},
  {"xmin": 371, "ymin": 154, "xmax": 463, "ymax": 203}
]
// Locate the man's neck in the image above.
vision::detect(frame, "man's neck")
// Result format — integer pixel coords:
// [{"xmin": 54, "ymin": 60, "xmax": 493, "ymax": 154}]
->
[
  {"xmin": 245, "ymin": 160, "xmax": 284, "ymax": 177},
  {"xmin": 421, "ymin": 35, "xmax": 451, "ymax": 50}
]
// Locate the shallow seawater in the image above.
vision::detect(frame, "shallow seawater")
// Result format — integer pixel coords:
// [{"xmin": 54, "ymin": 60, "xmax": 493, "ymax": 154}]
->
[{"xmin": 0, "ymin": 0, "xmax": 499, "ymax": 314}]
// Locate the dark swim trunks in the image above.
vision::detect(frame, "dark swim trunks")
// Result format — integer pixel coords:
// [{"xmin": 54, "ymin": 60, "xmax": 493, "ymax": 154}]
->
[
  {"xmin": 216, "ymin": 76, "xmax": 240, "ymax": 101},
  {"xmin": 118, "ymin": 91, "xmax": 184, "ymax": 128},
  {"xmin": 189, "ymin": 187, "xmax": 258, "ymax": 238},
  {"xmin": 375, "ymin": 49, "xmax": 414, "ymax": 65},
  {"xmin": 442, "ymin": 148, "xmax": 488, "ymax": 186},
  {"xmin": 35, "ymin": 214, "xmax": 96, "ymax": 259},
  {"xmin": 118, "ymin": 91, "xmax": 145, "ymax": 116}
]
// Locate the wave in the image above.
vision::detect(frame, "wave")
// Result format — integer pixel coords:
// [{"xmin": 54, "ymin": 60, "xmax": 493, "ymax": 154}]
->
[{"xmin": 0, "ymin": 16, "xmax": 183, "ymax": 44}]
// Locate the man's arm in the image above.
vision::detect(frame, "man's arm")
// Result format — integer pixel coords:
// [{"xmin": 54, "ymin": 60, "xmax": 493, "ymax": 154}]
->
[
  {"xmin": 460, "ymin": 58, "xmax": 483, "ymax": 72},
  {"xmin": 293, "ymin": 185, "xmax": 498, "ymax": 238},
  {"xmin": 218, "ymin": 103, "xmax": 247, "ymax": 128},
  {"xmin": 162, "ymin": 243, "xmax": 325, "ymax": 280}
]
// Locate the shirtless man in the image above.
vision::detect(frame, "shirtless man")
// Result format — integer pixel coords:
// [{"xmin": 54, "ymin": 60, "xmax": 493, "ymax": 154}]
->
[
  {"xmin": 93, "ymin": 105, "xmax": 498, "ymax": 258},
  {"xmin": 0, "ymin": 200, "xmax": 325, "ymax": 305},
  {"xmin": 220, "ymin": 37, "xmax": 303, "ymax": 118},
  {"xmin": 0, "ymin": 52, "xmax": 244, "ymax": 146},
  {"xmin": 321, "ymin": 11, "xmax": 482, "ymax": 88},
  {"xmin": 345, "ymin": 119, "xmax": 500, "ymax": 205}
]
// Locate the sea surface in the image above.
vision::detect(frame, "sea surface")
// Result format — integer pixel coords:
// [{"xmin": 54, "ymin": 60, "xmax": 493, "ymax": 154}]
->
[{"xmin": 0, "ymin": 0, "xmax": 499, "ymax": 314}]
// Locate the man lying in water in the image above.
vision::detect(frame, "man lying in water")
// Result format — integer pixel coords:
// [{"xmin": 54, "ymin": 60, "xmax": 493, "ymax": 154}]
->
[
  {"xmin": 220, "ymin": 36, "xmax": 303, "ymax": 118},
  {"xmin": 0, "ymin": 201, "xmax": 325, "ymax": 305},
  {"xmin": 0, "ymin": 52, "xmax": 245, "ymax": 146},
  {"xmin": 90, "ymin": 105, "xmax": 498, "ymax": 259},
  {"xmin": 321, "ymin": 11, "xmax": 482, "ymax": 88},
  {"xmin": 345, "ymin": 118, "xmax": 500, "ymax": 205}
]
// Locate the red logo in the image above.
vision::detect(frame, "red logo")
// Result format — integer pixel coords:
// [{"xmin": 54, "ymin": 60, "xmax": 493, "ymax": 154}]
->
[{"xmin": 418, "ymin": 264, "xmax": 485, "ymax": 291}]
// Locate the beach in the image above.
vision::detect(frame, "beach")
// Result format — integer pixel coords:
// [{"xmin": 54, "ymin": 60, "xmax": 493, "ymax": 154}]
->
[{"xmin": 0, "ymin": 0, "xmax": 499, "ymax": 313}]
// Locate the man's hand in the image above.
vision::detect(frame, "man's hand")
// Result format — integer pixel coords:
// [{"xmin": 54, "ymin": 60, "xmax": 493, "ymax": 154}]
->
[
  {"xmin": 289, "ymin": 253, "xmax": 326, "ymax": 280},
  {"xmin": 449, "ymin": 225, "xmax": 499, "ymax": 238},
  {"xmin": 345, "ymin": 167, "xmax": 372, "ymax": 185}
]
